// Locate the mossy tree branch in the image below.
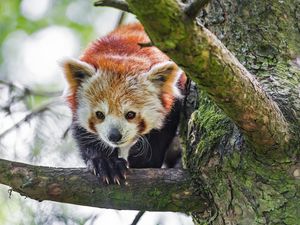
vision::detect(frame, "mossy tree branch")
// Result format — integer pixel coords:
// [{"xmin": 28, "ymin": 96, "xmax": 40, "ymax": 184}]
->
[
  {"xmin": 0, "ymin": 158, "xmax": 207, "ymax": 212},
  {"xmin": 95, "ymin": 0, "xmax": 291, "ymax": 157}
]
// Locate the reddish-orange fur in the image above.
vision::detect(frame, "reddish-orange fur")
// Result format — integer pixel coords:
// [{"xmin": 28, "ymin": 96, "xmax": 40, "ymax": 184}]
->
[
  {"xmin": 67, "ymin": 23, "xmax": 186, "ymax": 113},
  {"xmin": 81, "ymin": 24, "xmax": 167, "ymax": 75}
]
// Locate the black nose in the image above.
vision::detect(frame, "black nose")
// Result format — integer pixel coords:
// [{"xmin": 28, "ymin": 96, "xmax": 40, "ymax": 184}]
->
[{"xmin": 108, "ymin": 128, "xmax": 122, "ymax": 143}]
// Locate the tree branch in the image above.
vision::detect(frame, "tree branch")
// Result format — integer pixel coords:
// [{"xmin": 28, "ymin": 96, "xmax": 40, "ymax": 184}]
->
[
  {"xmin": 0, "ymin": 158, "xmax": 207, "ymax": 212},
  {"xmin": 94, "ymin": 0, "xmax": 131, "ymax": 13},
  {"xmin": 131, "ymin": 211, "xmax": 145, "ymax": 225},
  {"xmin": 122, "ymin": 0, "xmax": 290, "ymax": 157}
]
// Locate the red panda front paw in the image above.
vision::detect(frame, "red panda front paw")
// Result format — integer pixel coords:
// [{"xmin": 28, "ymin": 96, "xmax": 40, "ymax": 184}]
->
[{"xmin": 86, "ymin": 157, "xmax": 128, "ymax": 185}]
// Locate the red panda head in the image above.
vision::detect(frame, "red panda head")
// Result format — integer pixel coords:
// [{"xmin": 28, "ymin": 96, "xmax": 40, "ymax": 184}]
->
[{"xmin": 62, "ymin": 58, "xmax": 182, "ymax": 149}]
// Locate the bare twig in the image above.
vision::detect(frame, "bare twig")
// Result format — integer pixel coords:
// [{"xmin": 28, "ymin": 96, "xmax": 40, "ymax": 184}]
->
[
  {"xmin": 0, "ymin": 158, "xmax": 207, "ymax": 212},
  {"xmin": 61, "ymin": 125, "xmax": 71, "ymax": 139},
  {"xmin": 131, "ymin": 211, "xmax": 145, "ymax": 225},
  {"xmin": 0, "ymin": 100, "xmax": 59, "ymax": 140},
  {"xmin": 94, "ymin": 0, "xmax": 131, "ymax": 13},
  {"xmin": 138, "ymin": 42, "xmax": 153, "ymax": 48},
  {"xmin": 0, "ymin": 80, "xmax": 61, "ymax": 98},
  {"xmin": 184, "ymin": 0, "xmax": 211, "ymax": 19},
  {"xmin": 117, "ymin": 11, "xmax": 127, "ymax": 27}
]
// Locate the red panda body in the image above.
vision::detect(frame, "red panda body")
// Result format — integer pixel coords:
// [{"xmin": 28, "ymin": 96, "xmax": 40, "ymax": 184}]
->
[
  {"xmin": 63, "ymin": 23, "xmax": 186, "ymax": 184},
  {"xmin": 82, "ymin": 23, "xmax": 166, "ymax": 75}
]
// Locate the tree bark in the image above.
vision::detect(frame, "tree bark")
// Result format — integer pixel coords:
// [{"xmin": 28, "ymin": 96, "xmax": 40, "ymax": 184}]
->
[
  {"xmin": 125, "ymin": 0, "xmax": 291, "ymax": 158},
  {"xmin": 95, "ymin": 0, "xmax": 300, "ymax": 224},
  {"xmin": 184, "ymin": 1, "xmax": 300, "ymax": 224},
  {"xmin": 0, "ymin": 158, "xmax": 206, "ymax": 212}
]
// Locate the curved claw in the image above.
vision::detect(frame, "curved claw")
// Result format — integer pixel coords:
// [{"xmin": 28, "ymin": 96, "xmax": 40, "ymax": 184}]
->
[
  {"xmin": 103, "ymin": 176, "xmax": 110, "ymax": 185},
  {"xmin": 114, "ymin": 176, "xmax": 121, "ymax": 185},
  {"xmin": 86, "ymin": 156, "xmax": 128, "ymax": 185}
]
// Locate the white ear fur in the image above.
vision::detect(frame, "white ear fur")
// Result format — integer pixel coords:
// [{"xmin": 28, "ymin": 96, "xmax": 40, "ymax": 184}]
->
[
  {"xmin": 144, "ymin": 61, "xmax": 178, "ymax": 84},
  {"xmin": 61, "ymin": 58, "xmax": 96, "ymax": 87},
  {"xmin": 144, "ymin": 61, "xmax": 183, "ymax": 98}
]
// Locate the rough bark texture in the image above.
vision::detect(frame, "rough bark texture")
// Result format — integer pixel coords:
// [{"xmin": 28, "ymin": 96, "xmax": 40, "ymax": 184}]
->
[
  {"xmin": 186, "ymin": 1, "xmax": 300, "ymax": 224},
  {"xmin": 127, "ymin": 0, "xmax": 290, "ymax": 158},
  {"xmin": 0, "ymin": 158, "xmax": 206, "ymax": 212},
  {"xmin": 123, "ymin": 0, "xmax": 300, "ymax": 224}
]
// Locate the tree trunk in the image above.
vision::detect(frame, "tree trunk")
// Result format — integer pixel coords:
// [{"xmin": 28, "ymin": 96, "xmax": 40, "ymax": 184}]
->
[
  {"xmin": 122, "ymin": 0, "xmax": 300, "ymax": 224},
  {"xmin": 184, "ymin": 1, "xmax": 300, "ymax": 224}
]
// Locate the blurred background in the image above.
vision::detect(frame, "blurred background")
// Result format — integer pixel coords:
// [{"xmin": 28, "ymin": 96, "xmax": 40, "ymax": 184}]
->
[{"xmin": 0, "ymin": 0, "xmax": 193, "ymax": 224}]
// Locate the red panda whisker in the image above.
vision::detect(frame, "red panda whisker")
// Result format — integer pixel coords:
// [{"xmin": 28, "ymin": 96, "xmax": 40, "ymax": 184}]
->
[
  {"xmin": 107, "ymin": 147, "xmax": 115, "ymax": 157},
  {"xmin": 131, "ymin": 137, "xmax": 144, "ymax": 158},
  {"xmin": 131, "ymin": 135, "xmax": 152, "ymax": 160},
  {"xmin": 142, "ymin": 135, "xmax": 153, "ymax": 161}
]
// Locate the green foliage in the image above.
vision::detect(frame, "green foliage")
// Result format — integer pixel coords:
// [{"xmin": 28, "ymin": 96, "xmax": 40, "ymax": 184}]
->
[{"xmin": 0, "ymin": 0, "xmax": 95, "ymax": 57}]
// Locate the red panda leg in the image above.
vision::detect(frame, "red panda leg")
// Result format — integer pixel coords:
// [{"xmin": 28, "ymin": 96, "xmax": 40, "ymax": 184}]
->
[
  {"xmin": 86, "ymin": 155, "xmax": 128, "ymax": 184},
  {"xmin": 72, "ymin": 124, "xmax": 128, "ymax": 184}
]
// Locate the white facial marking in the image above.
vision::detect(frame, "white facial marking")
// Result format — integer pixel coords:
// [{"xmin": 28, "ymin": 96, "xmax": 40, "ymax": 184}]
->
[
  {"xmin": 95, "ymin": 114, "xmax": 138, "ymax": 148},
  {"xmin": 97, "ymin": 101, "xmax": 109, "ymax": 115},
  {"xmin": 75, "ymin": 62, "xmax": 182, "ymax": 156},
  {"xmin": 119, "ymin": 146, "xmax": 131, "ymax": 160}
]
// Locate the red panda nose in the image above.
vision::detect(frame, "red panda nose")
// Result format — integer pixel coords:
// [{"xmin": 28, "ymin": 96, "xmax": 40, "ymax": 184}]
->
[{"xmin": 108, "ymin": 128, "xmax": 122, "ymax": 143}]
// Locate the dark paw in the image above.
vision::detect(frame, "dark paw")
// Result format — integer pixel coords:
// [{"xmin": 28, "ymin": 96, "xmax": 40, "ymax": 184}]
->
[{"xmin": 87, "ymin": 157, "xmax": 128, "ymax": 185}]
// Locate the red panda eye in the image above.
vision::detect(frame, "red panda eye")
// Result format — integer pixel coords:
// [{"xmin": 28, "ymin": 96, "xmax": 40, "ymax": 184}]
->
[
  {"xmin": 95, "ymin": 111, "xmax": 105, "ymax": 120},
  {"xmin": 125, "ymin": 111, "xmax": 136, "ymax": 120}
]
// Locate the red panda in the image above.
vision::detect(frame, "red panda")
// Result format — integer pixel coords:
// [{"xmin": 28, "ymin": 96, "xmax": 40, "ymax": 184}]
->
[{"xmin": 62, "ymin": 23, "xmax": 186, "ymax": 184}]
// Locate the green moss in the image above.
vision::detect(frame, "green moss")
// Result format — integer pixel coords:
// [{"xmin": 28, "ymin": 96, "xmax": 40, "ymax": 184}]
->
[
  {"xmin": 127, "ymin": 0, "xmax": 300, "ymax": 223},
  {"xmin": 148, "ymin": 188, "xmax": 162, "ymax": 198},
  {"xmin": 184, "ymin": 91, "xmax": 299, "ymax": 224},
  {"xmin": 186, "ymin": 92, "xmax": 232, "ymax": 166},
  {"xmin": 127, "ymin": 0, "xmax": 187, "ymax": 51}
]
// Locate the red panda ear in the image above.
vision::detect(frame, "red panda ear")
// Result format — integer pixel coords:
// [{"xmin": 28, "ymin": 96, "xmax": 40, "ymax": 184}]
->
[
  {"xmin": 145, "ymin": 61, "xmax": 179, "ymax": 87},
  {"xmin": 61, "ymin": 58, "xmax": 96, "ymax": 89}
]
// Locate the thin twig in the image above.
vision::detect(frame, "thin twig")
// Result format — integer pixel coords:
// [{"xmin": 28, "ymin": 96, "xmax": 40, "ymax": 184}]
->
[
  {"xmin": 0, "ymin": 100, "xmax": 59, "ymax": 140},
  {"xmin": 131, "ymin": 211, "xmax": 145, "ymax": 225},
  {"xmin": 138, "ymin": 42, "xmax": 153, "ymax": 48},
  {"xmin": 184, "ymin": 0, "xmax": 211, "ymax": 19},
  {"xmin": 0, "ymin": 80, "xmax": 61, "ymax": 98},
  {"xmin": 61, "ymin": 125, "xmax": 71, "ymax": 140},
  {"xmin": 117, "ymin": 11, "xmax": 127, "ymax": 27},
  {"xmin": 94, "ymin": 0, "xmax": 131, "ymax": 13}
]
